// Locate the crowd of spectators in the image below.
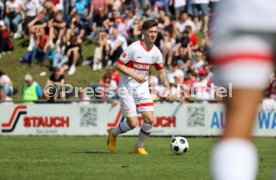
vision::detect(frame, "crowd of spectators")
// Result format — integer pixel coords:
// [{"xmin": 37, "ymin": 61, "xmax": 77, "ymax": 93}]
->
[{"xmin": 0, "ymin": 0, "xmax": 275, "ymax": 104}]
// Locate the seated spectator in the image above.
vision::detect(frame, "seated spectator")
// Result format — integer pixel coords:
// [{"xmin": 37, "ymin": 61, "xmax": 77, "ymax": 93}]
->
[
  {"xmin": 23, "ymin": 0, "xmax": 43, "ymax": 35},
  {"xmin": 170, "ymin": 0, "xmax": 186, "ymax": 20},
  {"xmin": 0, "ymin": 88, "xmax": 13, "ymax": 104},
  {"xmin": 192, "ymin": 69, "xmax": 214, "ymax": 101},
  {"xmin": 22, "ymin": 74, "xmax": 42, "ymax": 104},
  {"xmin": 49, "ymin": 11, "xmax": 66, "ymax": 45},
  {"xmin": 75, "ymin": 88, "xmax": 91, "ymax": 104},
  {"xmin": 176, "ymin": 12, "xmax": 195, "ymax": 34},
  {"xmin": 0, "ymin": 1, "xmax": 4, "ymax": 20},
  {"xmin": 191, "ymin": 51, "xmax": 205, "ymax": 70},
  {"xmin": 98, "ymin": 63, "xmax": 120, "ymax": 103},
  {"xmin": 27, "ymin": 11, "xmax": 48, "ymax": 51},
  {"xmin": 0, "ymin": 70, "xmax": 14, "ymax": 96},
  {"xmin": 99, "ymin": 63, "xmax": 120, "ymax": 89},
  {"xmin": 107, "ymin": 28, "xmax": 127, "ymax": 64},
  {"xmin": 30, "ymin": 28, "xmax": 50, "ymax": 66},
  {"xmin": 0, "ymin": 21, "xmax": 14, "ymax": 57},
  {"xmin": 167, "ymin": 63, "xmax": 185, "ymax": 84},
  {"xmin": 186, "ymin": 25, "xmax": 199, "ymax": 51},
  {"xmin": 63, "ymin": 36, "xmax": 82, "ymax": 75},
  {"xmin": 132, "ymin": 18, "xmax": 143, "ymax": 42},
  {"xmin": 190, "ymin": 0, "xmax": 209, "ymax": 32},
  {"xmin": 45, "ymin": 67, "xmax": 66, "ymax": 100},
  {"xmin": 90, "ymin": 6, "xmax": 109, "ymax": 42},
  {"xmin": 93, "ymin": 30, "xmax": 108, "ymax": 70},
  {"xmin": 173, "ymin": 29, "xmax": 191, "ymax": 64},
  {"xmin": 4, "ymin": 0, "xmax": 23, "ymax": 39},
  {"xmin": 154, "ymin": 0, "xmax": 170, "ymax": 14},
  {"xmin": 71, "ymin": 0, "xmax": 88, "ymax": 20},
  {"xmin": 52, "ymin": 34, "xmax": 69, "ymax": 68},
  {"xmin": 67, "ymin": 13, "xmax": 85, "ymax": 44},
  {"xmin": 160, "ymin": 30, "xmax": 175, "ymax": 66}
]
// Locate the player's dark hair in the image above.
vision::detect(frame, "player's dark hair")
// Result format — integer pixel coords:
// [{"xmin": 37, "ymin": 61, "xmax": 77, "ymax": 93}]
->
[{"xmin": 142, "ymin": 20, "xmax": 158, "ymax": 31}]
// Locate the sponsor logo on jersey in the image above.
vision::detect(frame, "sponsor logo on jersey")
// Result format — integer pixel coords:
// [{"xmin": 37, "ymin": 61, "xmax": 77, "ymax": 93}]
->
[
  {"xmin": 122, "ymin": 52, "xmax": 127, "ymax": 58},
  {"xmin": 133, "ymin": 63, "xmax": 151, "ymax": 71}
]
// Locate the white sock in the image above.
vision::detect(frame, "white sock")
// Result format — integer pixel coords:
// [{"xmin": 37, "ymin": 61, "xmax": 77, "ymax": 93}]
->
[
  {"xmin": 136, "ymin": 122, "xmax": 152, "ymax": 147},
  {"xmin": 211, "ymin": 139, "xmax": 258, "ymax": 180},
  {"xmin": 112, "ymin": 121, "xmax": 131, "ymax": 136}
]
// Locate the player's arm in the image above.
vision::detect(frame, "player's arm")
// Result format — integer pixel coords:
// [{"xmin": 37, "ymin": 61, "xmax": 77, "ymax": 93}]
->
[
  {"xmin": 115, "ymin": 62, "xmax": 146, "ymax": 83},
  {"xmin": 155, "ymin": 52, "xmax": 172, "ymax": 100},
  {"xmin": 158, "ymin": 68, "xmax": 173, "ymax": 101},
  {"xmin": 115, "ymin": 46, "xmax": 146, "ymax": 83}
]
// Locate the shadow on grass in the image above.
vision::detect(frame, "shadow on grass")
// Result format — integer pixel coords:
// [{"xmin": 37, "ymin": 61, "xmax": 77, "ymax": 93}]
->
[{"xmin": 72, "ymin": 151, "xmax": 127, "ymax": 154}]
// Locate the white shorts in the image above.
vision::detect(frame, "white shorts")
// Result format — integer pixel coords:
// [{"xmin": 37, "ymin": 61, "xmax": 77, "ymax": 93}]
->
[
  {"xmin": 211, "ymin": 0, "xmax": 275, "ymax": 88},
  {"xmin": 118, "ymin": 86, "xmax": 153, "ymax": 118}
]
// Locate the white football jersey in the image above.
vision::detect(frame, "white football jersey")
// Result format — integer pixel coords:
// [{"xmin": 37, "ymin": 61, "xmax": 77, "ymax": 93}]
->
[{"xmin": 117, "ymin": 40, "xmax": 163, "ymax": 90}]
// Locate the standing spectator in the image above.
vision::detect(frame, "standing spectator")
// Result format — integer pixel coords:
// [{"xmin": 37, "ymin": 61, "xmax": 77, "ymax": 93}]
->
[
  {"xmin": 4, "ymin": 0, "xmax": 23, "ymax": 38},
  {"xmin": 0, "ymin": 70, "xmax": 14, "ymax": 96},
  {"xmin": 22, "ymin": 74, "xmax": 42, "ymax": 104}
]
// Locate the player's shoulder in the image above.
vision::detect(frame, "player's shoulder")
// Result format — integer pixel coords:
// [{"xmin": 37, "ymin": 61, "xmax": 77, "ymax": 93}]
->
[
  {"xmin": 128, "ymin": 41, "xmax": 141, "ymax": 49},
  {"xmin": 152, "ymin": 44, "xmax": 162, "ymax": 56}
]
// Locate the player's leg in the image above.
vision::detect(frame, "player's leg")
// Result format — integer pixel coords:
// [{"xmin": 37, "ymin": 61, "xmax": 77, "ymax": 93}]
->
[
  {"xmin": 133, "ymin": 110, "xmax": 154, "ymax": 155},
  {"xmin": 132, "ymin": 94, "xmax": 154, "ymax": 155},
  {"xmin": 211, "ymin": 33, "xmax": 273, "ymax": 180},
  {"xmin": 107, "ymin": 91, "xmax": 137, "ymax": 152}
]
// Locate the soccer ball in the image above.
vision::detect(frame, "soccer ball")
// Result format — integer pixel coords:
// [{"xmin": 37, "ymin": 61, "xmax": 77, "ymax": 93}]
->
[{"xmin": 170, "ymin": 136, "xmax": 189, "ymax": 155}]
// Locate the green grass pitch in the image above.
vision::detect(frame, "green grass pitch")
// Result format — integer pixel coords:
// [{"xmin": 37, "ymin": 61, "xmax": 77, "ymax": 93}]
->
[{"xmin": 0, "ymin": 137, "xmax": 275, "ymax": 180}]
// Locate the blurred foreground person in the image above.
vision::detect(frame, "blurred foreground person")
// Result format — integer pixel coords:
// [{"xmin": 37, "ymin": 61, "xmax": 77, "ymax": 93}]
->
[{"xmin": 211, "ymin": 0, "xmax": 275, "ymax": 179}]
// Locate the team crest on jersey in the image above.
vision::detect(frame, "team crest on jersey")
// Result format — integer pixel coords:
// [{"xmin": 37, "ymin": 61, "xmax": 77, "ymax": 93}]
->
[
  {"xmin": 151, "ymin": 56, "xmax": 158, "ymax": 63},
  {"xmin": 122, "ymin": 52, "xmax": 127, "ymax": 58}
]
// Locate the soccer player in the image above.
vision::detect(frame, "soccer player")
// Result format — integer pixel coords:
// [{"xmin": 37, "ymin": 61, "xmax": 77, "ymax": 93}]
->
[
  {"xmin": 211, "ymin": 0, "xmax": 275, "ymax": 179},
  {"xmin": 107, "ymin": 20, "xmax": 172, "ymax": 155}
]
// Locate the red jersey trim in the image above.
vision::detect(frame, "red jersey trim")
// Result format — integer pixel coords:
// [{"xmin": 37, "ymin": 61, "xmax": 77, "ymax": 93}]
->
[
  {"xmin": 136, "ymin": 102, "xmax": 154, "ymax": 107},
  {"xmin": 212, "ymin": 53, "xmax": 272, "ymax": 66},
  {"xmin": 117, "ymin": 59, "xmax": 125, "ymax": 65},
  {"xmin": 140, "ymin": 40, "xmax": 154, "ymax": 52},
  {"xmin": 155, "ymin": 63, "xmax": 164, "ymax": 70}
]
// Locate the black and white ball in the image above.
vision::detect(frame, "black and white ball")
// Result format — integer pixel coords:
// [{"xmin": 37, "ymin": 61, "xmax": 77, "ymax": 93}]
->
[{"xmin": 170, "ymin": 136, "xmax": 189, "ymax": 155}]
